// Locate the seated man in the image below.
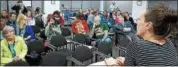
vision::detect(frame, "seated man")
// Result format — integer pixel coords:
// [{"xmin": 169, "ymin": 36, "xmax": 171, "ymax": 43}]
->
[
  {"xmin": 64, "ymin": 7, "xmax": 73, "ymax": 24},
  {"xmin": 7, "ymin": 12, "xmax": 18, "ymax": 35},
  {"xmin": 72, "ymin": 13, "xmax": 89, "ymax": 35},
  {"xmin": 1, "ymin": 26, "xmax": 28, "ymax": 66},
  {"xmin": 89, "ymin": 16, "xmax": 112, "ymax": 47}
]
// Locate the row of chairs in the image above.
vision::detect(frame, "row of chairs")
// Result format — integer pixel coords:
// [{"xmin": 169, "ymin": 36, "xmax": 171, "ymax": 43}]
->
[{"xmin": 26, "ymin": 24, "xmax": 114, "ymax": 66}]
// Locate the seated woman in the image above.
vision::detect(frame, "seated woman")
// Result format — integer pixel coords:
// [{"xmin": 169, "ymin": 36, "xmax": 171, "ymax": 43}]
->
[
  {"xmin": 100, "ymin": 10, "xmax": 111, "ymax": 28},
  {"xmin": 89, "ymin": 16, "xmax": 112, "ymax": 47},
  {"xmin": 52, "ymin": 10, "xmax": 64, "ymax": 26},
  {"xmin": 88, "ymin": 3, "xmax": 178, "ymax": 66},
  {"xmin": 112, "ymin": 14, "xmax": 136, "ymax": 47},
  {"xmin": 123, "ymin": 12, "xmax": 137, "ymax": 31},
  {"xmin": 72, "ymin": 13, "xmax": 89, "ymax": 35},
  {"xmin": 16, "ymin": 14, "xmax": 36, "ymax": 44},
  {"xmin": 112, "ymin": 10, "xmax": 123, "ymax": 24},
  {"xmin": 25, "ymin": 10, "xmax": 36, "ymax": 26},
  {"xmin": 1, "ymin": 26, "xmax": 28, "ymax": 66},
  {"xmin": 45, "ymin": 15, "xmax": 62, "ymax": 40},
  {"xmin": 1, "ymin": 9, "xmax": 9, "ymax": 21}
]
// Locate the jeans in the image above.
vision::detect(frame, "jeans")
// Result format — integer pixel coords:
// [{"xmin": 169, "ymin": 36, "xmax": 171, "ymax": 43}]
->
[{"xmin": 95, "ymin": 37, "xmax": 112, "ymax": 47}]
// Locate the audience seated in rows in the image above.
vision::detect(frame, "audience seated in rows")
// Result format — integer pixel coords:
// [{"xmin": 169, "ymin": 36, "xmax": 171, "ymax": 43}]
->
[{"xmin": 6, "ymin": 12, "xmax": 18, "ymax": 35}]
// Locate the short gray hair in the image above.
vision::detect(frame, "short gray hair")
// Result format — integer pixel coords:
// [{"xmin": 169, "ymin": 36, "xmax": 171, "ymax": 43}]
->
[{"xmin": 2, "ymin": 25, "xmax": 15, "ymax": 37}]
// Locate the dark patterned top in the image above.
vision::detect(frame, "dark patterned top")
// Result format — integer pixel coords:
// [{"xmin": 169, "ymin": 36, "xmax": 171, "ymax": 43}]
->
[{"xmin": 125, "ymin": 39, "xmax": 178, "ymax": 66}]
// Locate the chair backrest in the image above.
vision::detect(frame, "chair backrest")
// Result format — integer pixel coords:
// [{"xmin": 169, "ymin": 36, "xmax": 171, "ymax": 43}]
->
[
  {"xmin": 31, "ymin": 25, "xmax": 41, "ymax": 34},
  {"xmin": 40, "ymin": 30, "xmax": 47, "ymax": 40},
  {"xmin": 27, "ymin": 40, "xmax": 44, "ymax": 53},
  {"xmin": 73, "ymin": 46, "xmax": 93, "ymax": 62},
  {"xmin": 73, "ymin": 34, "xmax": 90, "ymax": 45},
  {"xmin": 61, "ymin": 27, "xmax": 71, "ymax": 36},
  {"xmin": 98, "ymin": 42, "xmax": 112, "ymax": 55},
  {"xmin": 41, "ymin": 52, "xmax": 67, "ymax": 66},
  {"xmin": 50, "ymin": 35, "xmax": 67, "ymax": 47}
]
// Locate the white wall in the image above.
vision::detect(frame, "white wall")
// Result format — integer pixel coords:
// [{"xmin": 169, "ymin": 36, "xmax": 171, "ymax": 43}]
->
[
  {"xmin": 132, "ymin": 1, "xmax": 148, "ymax": 21},
  {"xmin": 23, "ymin": 1, "xmax": 31, "ymax": 6},
  {"xmin": 44, "ymin": 1, "xmax": 60, "ymax": 14}
]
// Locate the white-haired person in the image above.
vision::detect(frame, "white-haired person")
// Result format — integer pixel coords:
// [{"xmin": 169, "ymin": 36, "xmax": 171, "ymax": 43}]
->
[
  {"xmin": 1, "ymin": 26, "xmax": 28, "ymax": 66},
  {"xmin": 90, "ymin": 16, "xmax": 112, "ymax": 47}
]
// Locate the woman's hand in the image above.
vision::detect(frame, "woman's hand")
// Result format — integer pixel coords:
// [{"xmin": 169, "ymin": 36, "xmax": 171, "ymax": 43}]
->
[
  {"xmin": 13, "ymin": 56, "xmax": 20, "ymax": 61},
  {"xmin": 104, "ymin": 57, "xmax": 118, "ymax": 66},
  {"xmin": 116, "ymin": 57, "xmax": 125, "ymax": 66}
]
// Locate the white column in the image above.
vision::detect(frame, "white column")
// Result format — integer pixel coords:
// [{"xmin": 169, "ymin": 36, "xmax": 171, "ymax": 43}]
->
[{"xmin": 100, "ymin": 1, "xmax": 104, "ymax": 11}]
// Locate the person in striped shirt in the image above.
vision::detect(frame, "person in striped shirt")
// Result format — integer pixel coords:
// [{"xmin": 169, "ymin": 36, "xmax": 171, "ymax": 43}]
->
[{"xmin": 89, "ymin": 3, "xmax": 178, "ymax": 66}]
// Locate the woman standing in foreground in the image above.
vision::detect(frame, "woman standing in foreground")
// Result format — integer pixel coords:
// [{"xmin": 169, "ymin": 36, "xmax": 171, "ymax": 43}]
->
[{"xmin": 89, "ymin": 3, "xmax": 178, "ymax": 66}]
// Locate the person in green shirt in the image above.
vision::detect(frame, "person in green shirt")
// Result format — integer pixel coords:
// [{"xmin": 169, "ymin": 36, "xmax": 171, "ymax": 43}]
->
[
  {"xmin": 1, "ymin": 26, "xmax": 28, "ymax": 66},
  {"xmin": 90, "ymin": 16, "xmax": 112, "ymax": 46},
  {"xmin": 45, "ymin": 17, "xmax": 62, "ymax": 40}
]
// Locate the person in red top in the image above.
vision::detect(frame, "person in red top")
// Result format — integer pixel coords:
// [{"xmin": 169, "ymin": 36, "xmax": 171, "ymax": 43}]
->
[
  {"xmin": 72, "ymin": 13, "xmax": 89, "ymax": 35},
  {"xmin": 52, "ymin": 10, "xmax": 64, "ymax": 26}
]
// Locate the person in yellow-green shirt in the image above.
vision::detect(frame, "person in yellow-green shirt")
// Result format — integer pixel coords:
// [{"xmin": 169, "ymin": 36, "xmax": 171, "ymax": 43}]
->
[{"xmin": 1, "ymin": 25, "xmax": 28, "ymax": 66}]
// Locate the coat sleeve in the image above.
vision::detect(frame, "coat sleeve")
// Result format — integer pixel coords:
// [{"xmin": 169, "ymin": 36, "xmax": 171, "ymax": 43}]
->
[
  {"xmin": 0, "ymin": 41, "xmax": 13, "ymax": 65},
  {"xmin": 18, "ymin": 37, "xmax": 28, "ymax": 59}
]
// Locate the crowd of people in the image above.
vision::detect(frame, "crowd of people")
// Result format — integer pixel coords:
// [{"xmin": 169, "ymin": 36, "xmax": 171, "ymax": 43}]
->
[{"xmin": 0, "ymin": 1, "xmax": 178, "ymax": 66}]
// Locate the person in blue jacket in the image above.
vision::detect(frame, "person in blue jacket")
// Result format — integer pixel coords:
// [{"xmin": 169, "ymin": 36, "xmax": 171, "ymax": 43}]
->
[{"xmin": 16, "ymin": 14, "xmax": 35, "ymax": 44}]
